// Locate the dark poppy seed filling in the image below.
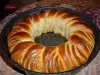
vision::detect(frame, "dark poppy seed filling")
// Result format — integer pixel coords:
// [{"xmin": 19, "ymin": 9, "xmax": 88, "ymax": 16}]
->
[{"xmin": 35, "ymin": 32, "xmax": 67, "ymax": 46}]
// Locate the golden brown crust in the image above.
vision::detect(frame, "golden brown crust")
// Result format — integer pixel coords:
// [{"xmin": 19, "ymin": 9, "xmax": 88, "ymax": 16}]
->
[{"xmin": 8, "ymin": 10, "xmax": 95, "ymax": 73}]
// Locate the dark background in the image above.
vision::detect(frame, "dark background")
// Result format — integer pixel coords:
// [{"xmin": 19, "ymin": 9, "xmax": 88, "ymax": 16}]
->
[
  {"xmin": 0, "ymin": 0, "xmax": 37, "ymax": 21},
  {"xmin": 0, "ymin": 0, "xmax": 100, "ymax": 21},
  {"xmin": 0, "ymin": 0, "xmax": 9, "ymax": 21}
]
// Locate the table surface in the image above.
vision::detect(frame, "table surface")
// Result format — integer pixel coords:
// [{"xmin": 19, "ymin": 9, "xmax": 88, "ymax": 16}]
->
[{"xmin": 0, "ymin": 2, "xmax": 100, "ymax": 75}]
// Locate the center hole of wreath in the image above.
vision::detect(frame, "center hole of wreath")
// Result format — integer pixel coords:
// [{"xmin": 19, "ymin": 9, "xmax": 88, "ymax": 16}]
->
[{"xmin": 35, "ymin": 32, "xmax": 67, "ymax": 46}]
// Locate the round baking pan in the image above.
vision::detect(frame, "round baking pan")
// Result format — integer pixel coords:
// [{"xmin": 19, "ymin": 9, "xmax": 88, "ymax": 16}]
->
[{"xmin": 1, "ymin": 6, "xmax": 100, "ymax": 75}]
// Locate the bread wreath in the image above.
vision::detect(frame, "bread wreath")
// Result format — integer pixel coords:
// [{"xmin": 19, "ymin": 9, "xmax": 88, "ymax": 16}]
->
[{"xmin": 8, "ymin": 10, "xmax": 95, "ymax": 73}]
